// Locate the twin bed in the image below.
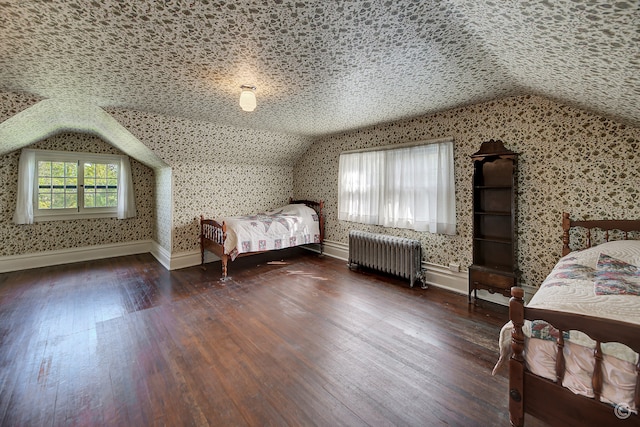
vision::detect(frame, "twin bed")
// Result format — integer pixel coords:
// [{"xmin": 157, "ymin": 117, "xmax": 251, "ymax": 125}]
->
[
  {"xmin": 200, "ymin": 199, "xmax": 324, "ymax": 279},
  {"xmin": 497, "ymin": 213, "xmax": 640, "ymax": 426}
]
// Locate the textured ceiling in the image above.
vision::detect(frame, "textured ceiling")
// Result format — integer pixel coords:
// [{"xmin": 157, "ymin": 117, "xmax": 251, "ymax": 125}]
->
[{"xmin": 0, "ymin": 0, "xmax": 638, "ymax": 138}]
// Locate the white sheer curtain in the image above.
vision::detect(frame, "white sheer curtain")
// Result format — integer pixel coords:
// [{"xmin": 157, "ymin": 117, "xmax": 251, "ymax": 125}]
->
[
  {"xmin": 338, "ymin": 140, "xmax": 456, "ymax": 235},
  {"xmin": 14, "ymin": 149, "xmax": 36, "ymax": 224},
  {"xmin": 117, "ymin": 155, "xmax": 136, "ymax": 219},
  {"xmin": 338, "ymin": 150, "xmax": 385, "ymax": 224}
]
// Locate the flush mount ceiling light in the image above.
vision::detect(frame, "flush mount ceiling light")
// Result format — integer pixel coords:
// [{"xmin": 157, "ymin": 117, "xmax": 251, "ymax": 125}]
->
[{"xmin": 239, "ymin": 85, "xmax": 257, "ymax": 112}]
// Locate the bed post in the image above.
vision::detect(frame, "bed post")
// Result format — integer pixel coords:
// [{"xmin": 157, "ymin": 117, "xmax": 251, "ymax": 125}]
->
[
  {"xmin": 221, "ymin": 254, "xmax": 228, "ymax": 280},
  {"xmin": 319, "ymin": 200, "xmax": 325, "ymax": 254},
  {"xmin": 509, "ymin": 286, "xmax": 525, "ymax": 427},
  {"xmin": 562, "ymin": 212, "xmax": 571, "ymax": 256},
  {"xmin": 200, "ymin": 215, "xmax": 206, "ymax": 270}
]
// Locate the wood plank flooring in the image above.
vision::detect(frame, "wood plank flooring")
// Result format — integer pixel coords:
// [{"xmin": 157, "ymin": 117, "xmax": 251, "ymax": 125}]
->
[{"xmin": 0, "ymin": 249, "xmax": 547, "ymax": 426}]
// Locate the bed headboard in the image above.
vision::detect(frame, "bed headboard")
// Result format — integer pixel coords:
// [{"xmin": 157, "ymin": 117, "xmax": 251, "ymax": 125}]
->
[
  {"xmin": 290, "ymin": 198, "xmax": 324, "ymax": 242},
  {"xmin": 561, "ymin": 212, "xmax": 640, "ymax": 256}
]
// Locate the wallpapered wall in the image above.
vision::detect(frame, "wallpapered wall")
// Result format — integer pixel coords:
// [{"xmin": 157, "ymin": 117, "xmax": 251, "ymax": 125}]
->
[
  {"xmin": 293, "ymin": 95, "xmax": 640, "ymax": 287},
  {"xmin": 169, "ymin": 161, "xmax": 294, "ymax": 253},
  {"xmin": 0, "ymin": 92, "xmax": 306, "ymax": 257},
  {"xmin": 0, "ymin": 133, "xmax": 155, "ymax": 257},
  {"xmin": 106, "ymin": 109, "xmax": 306, "ymax": 254}
]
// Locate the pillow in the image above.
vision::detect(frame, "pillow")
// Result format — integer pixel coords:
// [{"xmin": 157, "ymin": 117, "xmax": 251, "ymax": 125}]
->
[
  {"xmin": 594, "ymin": 253, "xmax": 640, "ymax": 296},
  {"xmin": 269, "ymin": 203, "xmax": 317, "ymax": 219}
]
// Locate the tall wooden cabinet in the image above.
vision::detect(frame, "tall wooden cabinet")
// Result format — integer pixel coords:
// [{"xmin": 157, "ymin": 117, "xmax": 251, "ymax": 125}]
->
[{"xmin": 469, "ymin": 140, "xmax": 518, "ymax": 303}]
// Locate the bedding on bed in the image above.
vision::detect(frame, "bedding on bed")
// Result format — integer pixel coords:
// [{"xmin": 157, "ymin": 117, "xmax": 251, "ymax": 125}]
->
[
  {"xmin": 221, "ymin": 203, "xmax": 321, "ymax": 260},
  {"xmin": 493, "ymin": 240, "xmax": 640, "ymax": 410}
]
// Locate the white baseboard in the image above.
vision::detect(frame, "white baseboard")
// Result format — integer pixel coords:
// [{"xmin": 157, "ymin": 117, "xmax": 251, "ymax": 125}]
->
[
  {"xmin": 0, "ymin": 240, "xmax": 155, "ymax": 273},
  {"xmin": 150, "ymin": 242, "xmax": 172, "ymax": 270},
  {"xmin": 320, "ymin": 239, "xmax": 349, "ymax": 261}
]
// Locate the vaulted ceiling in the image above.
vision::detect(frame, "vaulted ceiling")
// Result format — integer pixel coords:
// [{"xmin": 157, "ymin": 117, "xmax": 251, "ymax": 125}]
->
[{"xmin": 0, "ymin": 0, "xmax": 638, "ymax": 139}]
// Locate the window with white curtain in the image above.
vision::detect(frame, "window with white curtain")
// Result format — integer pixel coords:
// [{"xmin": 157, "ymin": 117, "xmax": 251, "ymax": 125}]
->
[
  {"xmin": 14, "ymin": 148, "xmax": 137, "ymax": 224},
  {"xmin": 338, "ymin": 138, "xmax": 456, "ymax": 235}
]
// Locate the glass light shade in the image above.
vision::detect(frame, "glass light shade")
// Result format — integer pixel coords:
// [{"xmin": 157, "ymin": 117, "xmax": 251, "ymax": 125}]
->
[{"xmin": 239, "ymin": 88, "xmax": 256, "ymax": 112}]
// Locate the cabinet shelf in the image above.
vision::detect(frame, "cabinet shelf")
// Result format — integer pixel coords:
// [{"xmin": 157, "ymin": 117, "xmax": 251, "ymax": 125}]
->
[
  {"xmin": 474, "ymin": 237, "xmax": 512, "ymax": 244},
  {"xmin": 474, "ymin": 211, "xmax": 511, "ymax": 216}
]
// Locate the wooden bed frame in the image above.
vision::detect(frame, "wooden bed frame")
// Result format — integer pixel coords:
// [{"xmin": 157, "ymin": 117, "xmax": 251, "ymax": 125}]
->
[
  {"xmin": 509, "ymin": 212, "xmax": 640, "ymax": 426},
  {"xmin": 200, "ymin": 199, "xmax": 324, "ymax": 279}
]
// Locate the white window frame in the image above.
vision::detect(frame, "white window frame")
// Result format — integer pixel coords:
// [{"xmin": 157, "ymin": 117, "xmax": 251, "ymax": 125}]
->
[
  {"xmin": 14, "ymin": 148, "xmax": 137, "ymax": 224},
  {"xmin": 33, "ymin": 150, "xmax": 121, "ymax": 221}
]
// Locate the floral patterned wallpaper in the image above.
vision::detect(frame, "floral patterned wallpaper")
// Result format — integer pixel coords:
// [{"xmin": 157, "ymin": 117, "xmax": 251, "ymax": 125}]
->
[
  {"xmin": 293, "ymin": 95, "xmax": 640, "ymax": 287},
  {"xmin": 0, "ymin": 132, "xmax": 155, "ymax": 257},
  {"xmin": 170, "ymin": 162, "xmax": 293, "ymax": 253},
  {"xmin": 0, "ymin": 92, "xmax": 302, "ymax": 258},
  {"xmin": 107, "ymin": 109, "xmax": 303, "ymax": 253}
]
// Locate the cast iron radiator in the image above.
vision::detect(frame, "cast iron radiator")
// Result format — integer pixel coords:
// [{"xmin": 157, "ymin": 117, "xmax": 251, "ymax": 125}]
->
[{"xmin": 348, "ymin": 230, "xmax": 425, "ymax": 288}]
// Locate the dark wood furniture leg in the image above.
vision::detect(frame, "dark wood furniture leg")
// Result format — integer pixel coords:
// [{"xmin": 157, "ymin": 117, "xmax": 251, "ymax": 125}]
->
[{"xmin": 509, "ymin": 287, "xmax": 525, "ymax": 427}]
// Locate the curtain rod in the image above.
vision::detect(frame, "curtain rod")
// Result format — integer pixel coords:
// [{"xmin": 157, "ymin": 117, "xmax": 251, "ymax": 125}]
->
[{"xmin": 341, "ymin": 136, "xmax": 454, "ymax": 155}]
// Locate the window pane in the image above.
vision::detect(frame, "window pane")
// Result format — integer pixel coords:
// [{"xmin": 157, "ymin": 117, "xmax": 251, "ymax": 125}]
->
[
  {"xmin": 38, "ymin": 161, "xmax": 51, "ymax": 177},
  {"xmin": 96, "ymin": 178, "xmax": 107, "ymax": 190},
  {"xmin": 37, "ymin": 160, "xmax": 79, "ymax": 211},
  {"xmin": 52, "ymin": 162, "xmax": 65, "ymax": 177},
  {"xmin": 107, "ymin": 163, "xmax": 118, "ymax": 179},
  {"xmin": 84, "ymin": 163, "xmax": 95, "ymax": 177},
  {"xmin": 96, "ymin": 163, "xmax": 106, "ymax": 178},
  {"xmin": 84, "ymin": 193, "xmax": 95, "ymax": 208},
  {"xmin": 95, "ymin": 192, "xmax": 106, "ymax": 207},
  {"xmin": 65, "ymin": 192, "xmax": 77, "ymax": 209},
  {"xmin": 65, "ymin": 163, "xmax": 77, "ymax": 177},
  {"xmin": 51, "ymin": 193, "xmax": 66, "ymax": 209},
  {"xmin": 38, "ymin": 194, "xmax": 51, "ymax": 209},
  {"xmin": 107, "ymin": 194, "xmax": 117, "ymax": 207}
]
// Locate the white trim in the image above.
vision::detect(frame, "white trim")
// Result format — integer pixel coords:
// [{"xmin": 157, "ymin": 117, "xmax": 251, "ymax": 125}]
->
[
  {"xmin": 0, "ymin": 240, "xmax": 153, "ymax": 273},
  {"xmin": 168, "ymin": 250, "xmax": 217, "ymax": 270},
  {"xmin": 34, "ymin": 211, "xmax": 117, "ymax": 222},
  {"xmin": 320, "ymin": 239, "xmax": 349, "ymax": 261},
  {"xmin": 150, "ymin": 241, "xmax": 172, "ymax": 270}
]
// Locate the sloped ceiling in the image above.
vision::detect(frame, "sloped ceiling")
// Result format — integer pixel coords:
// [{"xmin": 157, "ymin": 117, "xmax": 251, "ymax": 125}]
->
[
  {"xmin": 0, "ymin": 99, "xmax": 167, "ymax": 168},
  {"xmin": 0, "ymin": 0, "xmax": 638, "ymax": 146}
]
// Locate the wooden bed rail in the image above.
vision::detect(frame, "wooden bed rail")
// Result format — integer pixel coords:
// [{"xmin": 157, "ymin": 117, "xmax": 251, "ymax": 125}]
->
[
  {"xmin": 510, "ymin": 286, "xmax": 640, "ymax": 426},
  {"xmin": 562, "ymin": 212, "xmax": 640, "ymax": 256}
]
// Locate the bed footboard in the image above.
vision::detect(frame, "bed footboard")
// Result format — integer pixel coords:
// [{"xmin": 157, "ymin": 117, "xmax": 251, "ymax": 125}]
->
[
  {"xmin": 509, "ymin": 286, "xmax": 640, "ymax": 426},
  {"xmin": 200, "ymin": 216, "xmax": 230, "ymax": 278}
]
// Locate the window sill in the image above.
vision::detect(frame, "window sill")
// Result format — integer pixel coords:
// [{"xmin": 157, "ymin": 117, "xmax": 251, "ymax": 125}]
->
[{"xmin": 34, "ymin": 212, "xmax": 117, "ymax": 222}]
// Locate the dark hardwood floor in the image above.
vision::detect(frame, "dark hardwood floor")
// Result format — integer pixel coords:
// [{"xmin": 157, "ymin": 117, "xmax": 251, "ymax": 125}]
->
[{"xmin": 0, "ymin": 249, "xmax": 547, "ymax": 426}]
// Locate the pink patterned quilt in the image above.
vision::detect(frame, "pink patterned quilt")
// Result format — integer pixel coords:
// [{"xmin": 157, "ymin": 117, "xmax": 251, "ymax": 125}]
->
[{"xmin": 222, "ymin": 204, "xmax": 321, "ymax": 260}]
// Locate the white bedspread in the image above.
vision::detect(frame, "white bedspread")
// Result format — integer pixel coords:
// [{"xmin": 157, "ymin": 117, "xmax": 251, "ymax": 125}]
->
[
  {"xmin": 493, "ymin": 240, "xmax": 640, "ymax": 409},
  {"xmin": 222, "ymin": 204, "xmax": 321, "ymax": 259}
]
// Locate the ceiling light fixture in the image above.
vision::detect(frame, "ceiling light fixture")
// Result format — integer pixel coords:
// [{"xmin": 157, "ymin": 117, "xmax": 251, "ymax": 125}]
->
[{"xmin": 239, "ymin": 85, "xmax": 257, "ymax": 112}]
